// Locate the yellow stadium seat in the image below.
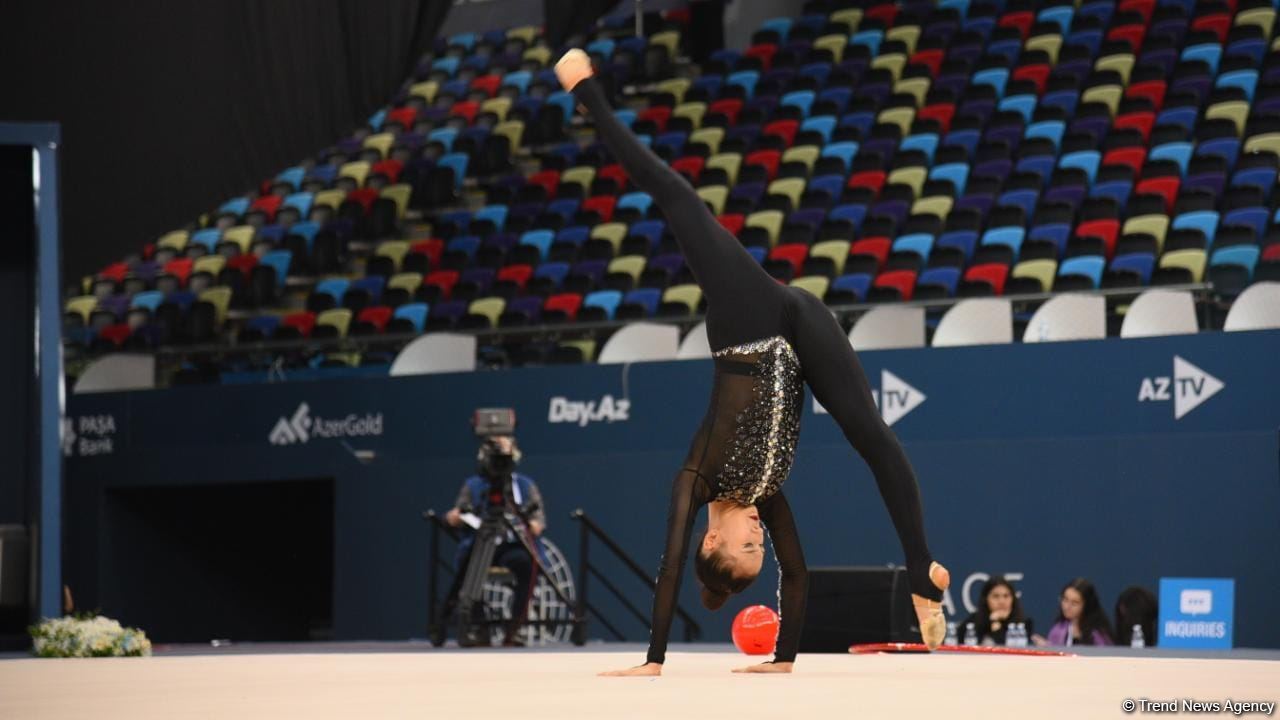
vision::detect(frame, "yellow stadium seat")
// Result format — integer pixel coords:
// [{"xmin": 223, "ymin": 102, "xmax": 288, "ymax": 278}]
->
[
  {"xmin": 198, "ymin": 287, "xmax": 232, "ymax": 326},
  {"xmin": 316, "ymin": 308, "xmax": 353, "ymax": 337},
  {"xmin": 696, "ymin": 186, "xmax": 728, "ymax": 215},
  {"xmin": 790, "ymin": 276, "xmax": 830, "ymax": 299},
  {"xmin": 663, "ymin": 284, "xmax": 702, "ymax": 312},
  {"xmin": 1011, "ymin": 259, "xmax": 1058, "ymax": 293},
  {"xmin": 468, "ymin": 297, "xmax": 506, "ymax": 327},
  {"xmin": 705, "ymin": 152, "xmax": 743, "ymax": 185},
  {"xmin": 157, "ymin": 230, "xmax": 189, "ymax": 251},
  {"xmin": 745, "ymin": 210, "xmax": 785, "ymax": 246}
]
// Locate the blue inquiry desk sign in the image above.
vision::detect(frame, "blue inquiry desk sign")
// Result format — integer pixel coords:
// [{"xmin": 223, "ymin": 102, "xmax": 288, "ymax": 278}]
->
[{"xmin": 1158, "ymin": 578, "xmax": 1235, "ymax": 649}]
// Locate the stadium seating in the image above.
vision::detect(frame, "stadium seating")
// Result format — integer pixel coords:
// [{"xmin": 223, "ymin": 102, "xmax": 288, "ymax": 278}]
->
[{"xmin": 67, "ymin": 0, "xmax": 1280, "ymax": 379}]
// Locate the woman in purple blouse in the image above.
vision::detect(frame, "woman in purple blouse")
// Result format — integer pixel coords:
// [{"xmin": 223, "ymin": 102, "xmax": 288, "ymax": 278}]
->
[{"xmin": 1046, "ymin": 577, "xmax": 1115, "ymax": 646}]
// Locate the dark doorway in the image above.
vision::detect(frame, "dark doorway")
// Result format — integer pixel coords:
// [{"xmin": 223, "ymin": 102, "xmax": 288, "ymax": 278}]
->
[{"xmin": 100, "ymin": 479, "xmax": 334, "ymax": 643}]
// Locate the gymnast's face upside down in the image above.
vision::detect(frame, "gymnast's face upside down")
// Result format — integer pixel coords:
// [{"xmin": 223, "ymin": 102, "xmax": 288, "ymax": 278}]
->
[{"xmin": 695, "ymin": 501, "xmax": 766, "ymax": 610}]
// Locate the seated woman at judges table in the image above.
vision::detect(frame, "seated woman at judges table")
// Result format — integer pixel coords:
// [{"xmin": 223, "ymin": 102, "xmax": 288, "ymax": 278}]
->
[
  {"xmin": 957, "ymin": 575, "xmax": 1043, "ymax": 646},
  {"xmin": 1046, "ymin": 577, "xmax": 1114, "ymax": 646}
]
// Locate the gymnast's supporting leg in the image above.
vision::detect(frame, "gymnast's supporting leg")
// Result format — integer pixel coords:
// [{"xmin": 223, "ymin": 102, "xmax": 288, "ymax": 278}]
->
[{"xmin": 787, "ymin": 289, "xmax": 951, "ymax": 647}]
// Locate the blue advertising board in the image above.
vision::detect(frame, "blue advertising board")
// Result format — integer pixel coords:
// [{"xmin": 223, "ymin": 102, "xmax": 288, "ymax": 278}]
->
[{"xmin": 63, "ymin": 330, "xmax": 1280, "ymax": 648}]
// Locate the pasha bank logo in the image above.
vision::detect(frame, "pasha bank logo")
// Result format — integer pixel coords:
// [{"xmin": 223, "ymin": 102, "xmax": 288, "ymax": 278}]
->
[
  {"xmin": 1137, "ymin": 356, "xmax": 1224, "ymax": 420},
  {"xmin": 814, "ymin": 369, "xmax": 925, "ymax": 426}
]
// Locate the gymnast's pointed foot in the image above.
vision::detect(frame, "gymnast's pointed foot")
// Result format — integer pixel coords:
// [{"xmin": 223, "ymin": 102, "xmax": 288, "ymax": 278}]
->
[
  {"xmin": 599, "ymin": 661, "xmax": 662, "ymax": 677},
  {"xmin": 912, "ymin": 561, "xmax": 950, "ymax": 651},
  {"xmin": 554, "ymin": 48, "xmax": 594, "ymax": 92}
]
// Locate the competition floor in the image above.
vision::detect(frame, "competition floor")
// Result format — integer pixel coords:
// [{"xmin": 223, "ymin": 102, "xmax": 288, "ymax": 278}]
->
[{"xmin": 2, "ymin": 642, "xmax": 1277, "ymax": 719}]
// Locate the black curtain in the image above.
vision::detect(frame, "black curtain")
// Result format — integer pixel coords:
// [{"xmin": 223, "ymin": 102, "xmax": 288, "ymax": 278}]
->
[{"xmin": 1, "ymin": 0, "xmax": 451, "ymax": 284}]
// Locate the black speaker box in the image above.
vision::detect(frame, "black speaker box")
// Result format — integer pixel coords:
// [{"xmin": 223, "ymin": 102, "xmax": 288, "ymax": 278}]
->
[{"xmin": 798, "ymin": 566, "xmax": 916, "ymax": 652}]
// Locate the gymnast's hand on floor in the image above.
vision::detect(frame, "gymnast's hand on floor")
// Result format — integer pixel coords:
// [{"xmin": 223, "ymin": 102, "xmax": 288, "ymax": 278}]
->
[
  {"xmin": 554, "ymin": 49, "xmax": 593, "ymax": 92},
  {"xmin": 732, "ymin": 661, "xmax": 793, "ymax": 674},
  {"xmin": 599, "ymin": 662, "xmax": 662, "ymax": 677}
]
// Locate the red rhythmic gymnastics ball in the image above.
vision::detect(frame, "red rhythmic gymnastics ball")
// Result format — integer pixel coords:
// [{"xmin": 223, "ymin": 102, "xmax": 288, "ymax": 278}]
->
[{"xmin": 732, "ymin": 605, "xmax": 779, "ymax": 655}]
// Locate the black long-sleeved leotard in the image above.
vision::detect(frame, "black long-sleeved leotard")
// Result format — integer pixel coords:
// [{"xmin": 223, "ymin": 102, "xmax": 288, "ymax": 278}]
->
[{"xmin": 572, "ymin": 77, "xmax": 940, "ymax": 666}]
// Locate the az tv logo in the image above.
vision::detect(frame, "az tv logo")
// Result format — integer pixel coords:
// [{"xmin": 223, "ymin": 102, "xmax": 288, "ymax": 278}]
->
[
  {"xmin": 814, "ymin": 369, "xmax": 925, "ymax": 426},
  {"xmin": 269, "ymin": 403, "xmax": 312, "ymax": 445},
  {"xmin": 1137, "ymin": 356, "xmax": 1224, "ymax": 420}
]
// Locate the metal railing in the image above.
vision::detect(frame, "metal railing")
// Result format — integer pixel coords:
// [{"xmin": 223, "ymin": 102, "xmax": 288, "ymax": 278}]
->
[{"xmin": 569, "ymin": 508, "xmax": 701, "ymax": 645}]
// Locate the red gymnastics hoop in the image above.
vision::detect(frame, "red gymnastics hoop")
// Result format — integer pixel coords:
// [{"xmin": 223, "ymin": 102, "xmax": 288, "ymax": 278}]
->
[{"xmin": 848, "ymin": 642, "xmax": 1076, "ymax": 657}]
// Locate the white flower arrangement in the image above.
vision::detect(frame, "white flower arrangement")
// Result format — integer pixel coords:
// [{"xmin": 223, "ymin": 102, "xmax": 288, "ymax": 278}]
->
[{"xmin": 29, "ymin": 614, "xmax": 152, "ymax": 658}]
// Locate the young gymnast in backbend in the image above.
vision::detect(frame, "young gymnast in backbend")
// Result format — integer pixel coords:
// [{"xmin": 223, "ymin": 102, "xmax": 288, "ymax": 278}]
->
[{"xmin": 553, "ymin": 50, "xmax": 950, "ymax": 676}]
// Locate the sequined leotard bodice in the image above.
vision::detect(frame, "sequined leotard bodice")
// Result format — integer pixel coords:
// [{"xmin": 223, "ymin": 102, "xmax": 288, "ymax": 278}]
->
[{"xmin": 685, "ymin": 336, "xmax": 804, "ymax": 506}]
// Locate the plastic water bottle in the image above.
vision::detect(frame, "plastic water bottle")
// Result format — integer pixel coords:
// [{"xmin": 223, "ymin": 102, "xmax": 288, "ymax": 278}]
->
[
  {"xmin": 1010, "ymin": 622, "xmax": 1027, "ymax": 648},
  {"xmin": 1131, "ymin": 624, "xmax": 1145, "ymax": 649},
  {"xmin": 945, "ymin": 621, "xmax": 958, "ymax": 646},
  {"xmin": 1005, "ymin": 623, "xmax": 1020, "ymax": 647},
  {"xmin": 963, "ymin": 622, "xmax": 978, "ymax": 646}
]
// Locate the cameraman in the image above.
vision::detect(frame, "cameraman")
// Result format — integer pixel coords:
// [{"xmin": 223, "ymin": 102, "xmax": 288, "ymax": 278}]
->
[{"xmin": 443, "ymin": 434, "xmax": 548, "ymax": 645}]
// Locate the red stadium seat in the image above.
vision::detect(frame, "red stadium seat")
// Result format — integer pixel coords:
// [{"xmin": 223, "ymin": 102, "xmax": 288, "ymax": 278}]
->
[
  {"xmin": 1126, "ymin": 81, "xmax": 1166, "ymax": 112},
  {"xmin": 597, "ymin": 163, "xmax": 628, "ymax": 192},
  {"xmin": 1012, "ymin": 64, "xmax": 1050, "ymax": 94},
  {"xmin": 450, "ymin": 101, "xmax": 479, "ymax": 124},
  {"xmin": 356, "ymin": 306, "xmax": 393, "ymax": 331},
  {"xmin": 917, "ymin": 104, "xmax": 955, "ymax": 133},
  {"xmin": 98, "ymin": 323, "xmax": 133, "ymax": 347},
  {"xmin": 346, "ymin": 188, "xmax": 379, "ymax": 212},
  {"xmin": 527, "ymin": 170, "xmax": 561, "ymax": 199},
  {"xmin": 386, "ymin": 107, "xmax": 417, "ymax": 130},
  {"xmin": 671, "ymin": 156, "xmax": 705, "ymax": 182},
  {"xmin": 762, "ymin": 120, "xmax": 798, "ymax": 146},
  {"xmin": 1103, "ymin": 147, "xmax": 1146, "ymax": 174},
  {"xmin": 910, "ymin": 49, "xmax": 944, "ymax": 77},
  {"xmin": 425, "ymin": 270, "xmax": 460, "ymax": 298},
  {"xmin": 581, "ymin": 195, "xmax": 617, "ymax": 223},
  {"xmin": 717, "ymin": 213, "xmax": 745, "ymax": 235},
  {"xmin": 1118, "ymin": 0, "xmax": 1155, "ymax": 21},
  {"xmin": 707, "ymin": 99, "xmax": 743, "ymax": 125},
  {"xmin": 1113, "ymin": 112, "xmax": 1154, "ymax": 142},
  {"xmin": 281, "ymin": 311, "xmax": 316, "ymax": 337},
  {"xmin": 163, "ymin": 258, "xmax": 193, "ymax": 286},
  {"xmin": 470, "ymin": 74, "xmax": 501, "ymax": 98},
  {"xmin": 744, "ymin": 150, "xmax": 782, "ymax": 181},
  {"xmin": 497, "ymin": 264, "xmax": 533, "ymax": 288},
  {"xmin": 864, "ymin": 3, "xmax": 899, "ymax": 27},
  {"xmin": 1075, "ymin": 219, "xmax": 1120, "ymax": 258},
  {"xmin": 544, "ymin": 292, "xmax": 582, "ymax": 319},
  {"xmin": 250, "ymin": 195, "xmax": 282, "ymax": 221},
  {"xmin": 769, "ymin": 244, "xmax": 808, "ymax": 274},
  {"xmin": 1107, "ymin": 24, "xmax": 1145, "ymax": 51},
  {"xmin": 1135, "ymin": 177, "xmax": 1180, "ymax": 213},
  {"xmin": 874, "ymin": 269, "xmax": 917, "ymax": 300},
  {"xmin": 410, "ymin": 239, "xmax": 444, "ymax": 267},
  {"xmin": 743, "ymin": 43, "xmax": 778, "ymax": 71},
  {"xmin": 848, "ymin": 170, "xmax": 887, "ymax": 195},
  {"xmin": 638, "ymin": 106, "xmax": 672, "ymax": 133},
  {"xmin": 371, "ymin": 159, "xmax": 403, "ymax": 183},
  {"xmin": 850, "ymin": 237, "xmax": 892, "ymax": 267},
  {"xmin": 964, "ymin": 263, "xmax": 1008, "ymax": 295},
  {"xmin": 226, "ymin": 254, "xmax": 259, "ymax": 278},
  {"xmin": 99, "ymin": 262, "xmax": 129, "ymax": 283},
  {"xmin": 1191, "ymin": 14, "xmax": 1230, "ymax": 43},
  {"xmin": 998, "ymin": 11, "xmax": 1035, "ymax": 40}
]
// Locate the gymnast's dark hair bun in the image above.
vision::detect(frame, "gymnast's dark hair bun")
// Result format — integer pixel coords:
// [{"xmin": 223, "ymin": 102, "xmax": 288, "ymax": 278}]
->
[{"xmin": 701, "ymin": 586, "xmax": 730, "ymax": 611}]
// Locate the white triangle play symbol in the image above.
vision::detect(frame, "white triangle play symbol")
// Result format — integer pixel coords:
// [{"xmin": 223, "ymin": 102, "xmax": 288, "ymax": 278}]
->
[
  {"xmin": 880, "ymin": 369, "xmax": 926, "ymax": 426},
  {"xmin": 1172, "ymin": 355, "xmax": 1224, "ymax": 420}
]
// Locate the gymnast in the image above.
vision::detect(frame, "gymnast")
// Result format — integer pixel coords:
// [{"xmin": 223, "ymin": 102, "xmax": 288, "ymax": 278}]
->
[{"xmin": 553, "ymin": 50, "xmax": 949, "ymax": 676}]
